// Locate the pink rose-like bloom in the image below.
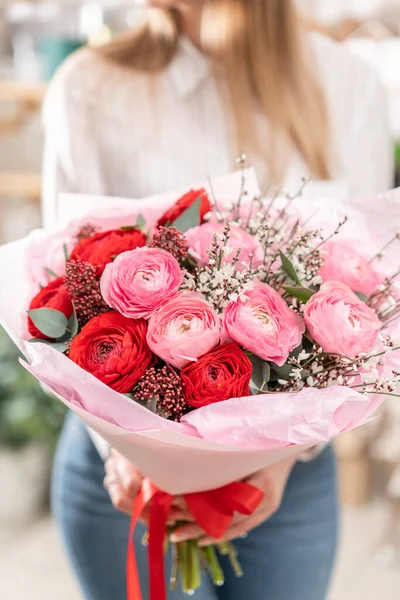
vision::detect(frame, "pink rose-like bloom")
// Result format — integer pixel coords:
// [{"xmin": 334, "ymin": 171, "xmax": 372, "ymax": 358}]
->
[
  {"xmin": 223, "ymin": 281, "xmax": 305, "ymax": 366},
  {"xmin": 185, "ymin": 223, "xmax": 263, "ymax": 272},
  {"xmin": 304, "ymin": 281, "xmax": 381, "ymax": 358},
  {"xmin": 320, "ymin": 240, "xmax": 382, "ymax": 297},
  {"xmin": 100, "ymin": 247, "xmax": 183, "ymax": 319},
  {"xmin": 147, "ymin": 292, "xmax": 221, "ymax": 368}
]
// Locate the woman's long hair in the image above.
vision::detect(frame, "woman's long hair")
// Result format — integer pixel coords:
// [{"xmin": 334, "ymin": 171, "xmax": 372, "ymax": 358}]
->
[{"xmin": 98, "ymin": 0, "xmax": 331, "ymax": 182}]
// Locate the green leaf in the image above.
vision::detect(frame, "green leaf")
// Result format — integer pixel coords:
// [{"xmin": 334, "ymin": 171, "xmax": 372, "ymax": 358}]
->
[
  {"xmin": 291, "ymin": 344, "xmax": 304, "ymax": 359},
  {"xmin": 120, "ymin": 225, "xmax": 137, "ymax": 231},
  {"xmin": 63, "ymin": 243, "xmax": 69, "ymax": 261},
  {"xmin": 282, "ymin": 286, "xmax": 316, "ymax": 302},
  {"xmin": 269, "ymin": 361, "xmax": 310, "ymax": 383},
  {"xmin": 44, "ymin": 267, "xmax": 59, "ymax": 280},
  {"xmin": 262, "ymin": 362, "xmax": 271, "ymax": 386},
  {"xmin": 355, "ymin": 291, "xmax": 369, "ymax": 303},
  {"xmin": 269, "ymin": 362, "xmax": 294, "ymax": 381},
  {"xmin": 171, "ymin": 196, "xmax": 202, "ymax": 233},
  {"xmin": 28, "ymin": 338, "xmax": 68, "ymax": 353},
  {"xmin": 27, "ymin": 308, "xmax": 68, "ymax": 339},
  {"xmin": 67, "ymin": 311, "xmax": 79, "ymax": 337},
  {"xmin": 279, "ymin": 251, "xmax": 302, "ymax": 286},
  {"xmin": 249, "ymin": 354, "xmax": 271, "ymax": 392},
  {"xmin": 148, "ymin": 395, "xmax": 158, "ymax": 414},
  {"xmin": 136, "ymin": 214, "xmax": 146, "ymax": 230}
]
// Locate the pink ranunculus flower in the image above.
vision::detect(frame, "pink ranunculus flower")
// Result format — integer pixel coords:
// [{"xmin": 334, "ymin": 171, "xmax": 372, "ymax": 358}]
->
[
  {"xmin": 304, "ymin": 281, "xmax": 381, "ymax": 358},
  {"xmin": 185, "ymin": 223, "xmax": 263, "ymax": 272},
  {"xmin": 147, "ymin": 292, "xmax": 221, "ymax": 368},
  {"xmin": 100, "ymin": 247, "xmax": 184, "ymax": 319},
  {"xmin": 223, "ymin": 281, "xmax": 305, "ymax": 366},
  {"xmin": 320, "ymin": 240, "xmax": 382, "ymax": 297}
]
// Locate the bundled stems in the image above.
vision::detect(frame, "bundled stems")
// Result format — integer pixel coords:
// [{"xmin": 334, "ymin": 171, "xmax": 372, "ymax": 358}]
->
[
  {"xmin": 200, "ymin": 545, "xmax": 225, "ymax": 587},
  {"xmin": 188, "ymin": 541, "xmax": 201, "ymax": 593},
  {"xmin": 177, "ymin": 541, "xmax": 190, "ymax": 593},
  {"xmin": 176, "ymin": 540, "xmax": 201, "ymax": 594},
  {"xmin": 173, "ymin": 541, "xmax": 230, "ymax": 595},
  {"xmin": 217, "ymin": 542, "xmax": 244, "ymax": 578},
  {"xmin": 170, "ymin": 542, "xmax": 178, "ymax": 590}
]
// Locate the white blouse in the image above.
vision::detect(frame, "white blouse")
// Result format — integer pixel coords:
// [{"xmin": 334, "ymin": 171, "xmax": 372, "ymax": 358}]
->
[
  {"xmin": 42, "ymin": 33, "xmax": 393, "ymax": 229},
  {"xmin": 41, "ymin": 32, "xmax": 394, "ymax": 460}
]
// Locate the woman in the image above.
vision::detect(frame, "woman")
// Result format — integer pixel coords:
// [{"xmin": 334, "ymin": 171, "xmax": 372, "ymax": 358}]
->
[{"xmin": 44, "ymin": 1, "xmax": 393, "ymax": 599}]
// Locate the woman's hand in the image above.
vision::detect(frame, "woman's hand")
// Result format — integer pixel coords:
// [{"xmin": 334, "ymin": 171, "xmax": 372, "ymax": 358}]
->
[
  {"xmin": 104, "ymin": 450, "xmax": 194, "ymax": 524},
  {"xmin": 104, "ymin": 449, "xmax": 144, "ymax": 515},
  {"xmin": 169, "ymin": 457, "xmax": 296, "ymax": 545}
]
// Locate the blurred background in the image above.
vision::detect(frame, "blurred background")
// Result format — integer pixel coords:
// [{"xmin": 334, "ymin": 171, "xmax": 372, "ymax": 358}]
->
[{"xmin": 1, "ymin": 1, "xmax": 400, "ymax": 599}]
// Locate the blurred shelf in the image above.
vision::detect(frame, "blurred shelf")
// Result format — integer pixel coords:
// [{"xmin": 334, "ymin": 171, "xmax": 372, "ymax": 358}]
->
[
  {"xmin": 0, "ymin": 172, "xmax": 41, "ymax": 200},
  {"xmin": 0, "ymin": 81, "xmax": 46, "ymax": 104},
  {"xmin": 0, "ymin": 81, "xmax": 46, "ymax": 134}
]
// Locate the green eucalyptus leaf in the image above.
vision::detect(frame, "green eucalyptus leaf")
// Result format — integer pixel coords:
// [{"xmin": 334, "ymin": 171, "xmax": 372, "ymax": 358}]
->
[
  {"xmin": 120, "ymin": 225, "xmax": 137, "ymax": 232},
  {"xmin": 148, "ymin": 395, "xmax": 158, "ymax": 414},
  {"xmin": 249, "ymin": 354, "xmax": 271, "ymax": 392},
  {"xmin": 136, "ymin": 214, "xmax": 146, "ymax": 230},
  {"xmin": 44, "ymin": 267, "xmax": 59, "ymax": 280},
  {"xmin": 355, "ymin": 291, "xmax": 369, "ymax": 303},
  {"xmin": 262, "ymin": 362, "xmax": 271, "ymax": 386},
  {"xmin": 269, "ymin": 362, "xmax": 294, "ymax": 381},
  {"xmin": 171, "ymin": 196, "xmax": 202, "ymax": 233},
  {"xmin": 27, "ymin": 308, "xmax": 68, "ymax": 339},
  {"xmin": 28, "ymin": 338, "xmax": 69, "ymax": 353},
  {"xmin": 290, "ymin": 344, "xmax": 304, "ymax": 359},
  {"xmin": 279, "ymin": 251, "xmax": 302, "ymax": 286},
  {"xmin": 63, "ymin": 243, "xmax": 69, "ymax": 261},
  {"xmin": 67, "ymin": 311, "xmax": 79, "ymax": 337},
  {"xmin": 282, "ymin": 286, "xmax": 316, "ymax": 303}
]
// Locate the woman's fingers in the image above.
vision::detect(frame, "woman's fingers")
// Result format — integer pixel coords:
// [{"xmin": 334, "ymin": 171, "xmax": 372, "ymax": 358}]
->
[
  {"xmin": 171, "ymin": 496, "xmax": 186, "ymax": 510},
  {"xmin": 105, "ymin": 449, "xmax": 143, "ymax": 497},
  {"xmin": 104, "ymin": 456, "xmax": 117, "ymax": 478},
  {"xmin": 104, "ymin": 477, "xmax": 134, "ymax": 515},
  {"xmin": 169, "ymin": 523, "xmax": 206, "ymax": 543},
  {"xmin": 118, "ymin": 463, "xmax": 142, "ymax": 497},
  {"xmin": 168, "ymin": 497, "xmax": 195, "ymax": 522},
  {"xmin": 198, "ymin": 513, "xmax": 265, "ymax": 547},
  {"xmin": 104, "ymin": 449, "xmax": 144, "ymax": 515},
  {"xmin": 168, "ymin": 508, "xmax": 195, "ymax": 522}
]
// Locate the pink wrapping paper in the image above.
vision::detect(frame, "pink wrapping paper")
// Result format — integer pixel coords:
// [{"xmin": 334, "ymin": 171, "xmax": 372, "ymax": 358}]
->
[
  {"xmin": 0, "ymin": 171, "xmax": 397, "ymax": 494},
  {"xmin": 19, "ymin": 341, "xmax": 380, "ymax": 494}
]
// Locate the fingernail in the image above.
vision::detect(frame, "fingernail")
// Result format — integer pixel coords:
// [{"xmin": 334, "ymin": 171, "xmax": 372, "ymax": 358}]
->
[{"xmin": 169, "ymin": 533, "xmax": 189, "ymax": 543}]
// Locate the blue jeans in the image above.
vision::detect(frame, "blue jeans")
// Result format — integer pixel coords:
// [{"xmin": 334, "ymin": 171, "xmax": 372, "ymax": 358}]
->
[{"xmin": 51, "ymin": 412, "xmax": 339, "ymax": 600}]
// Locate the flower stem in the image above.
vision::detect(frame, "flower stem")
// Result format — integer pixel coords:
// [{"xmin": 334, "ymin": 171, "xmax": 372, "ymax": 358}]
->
[
  {"xmin": 200, "ymin": 545, "xmax": 225, "ymax": 587},
  {"xmin": 170, "ymin": 542, "xmax": 179, "ymax": 590},
  {"xmin": 227, "ymin": 545, "xmax": 243, "ymax": 578},
  {"xmin": 187, "ymin": 541, "xmax": 201, "ymax": 592},
  {"xmin": 216, "ymin": 542, "xmax": 231, "ymax": 556},
  {"xmin": 217, "ymin": 542, "xmax": 243, "ymax": 577},
  {"xmin": 177, "ymin": 541, "xmax": 190, "ymax": 594}
]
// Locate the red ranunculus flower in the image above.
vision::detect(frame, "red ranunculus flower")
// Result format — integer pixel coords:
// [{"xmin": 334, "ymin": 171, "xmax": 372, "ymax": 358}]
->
[
  {"xmin": 181, "ymin": 343, "xmax": 252, "ymax": 408},
  {"xmin": 157, "ymin": 188, "xmax": 211, "ymax": 228},
  {"xmin": 68, "ymin": 312, "xmax": 154, "ymax": 393},
  {"xmin": 28, "ymin": 277, "xmax": 73, "ymax": 340},
  {"xmin": 68, "ymin": 228, "xmax": 147, "ymax": 277}
]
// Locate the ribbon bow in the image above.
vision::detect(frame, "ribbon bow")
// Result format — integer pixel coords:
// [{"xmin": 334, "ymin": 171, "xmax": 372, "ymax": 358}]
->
[{"xmin": 127, "ymin": 477, "xmax": 264, "ymax": 600}]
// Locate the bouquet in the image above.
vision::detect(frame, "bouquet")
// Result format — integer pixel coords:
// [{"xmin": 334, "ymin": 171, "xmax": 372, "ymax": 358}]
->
[{"xmin": 0, "ymin": 169, "xmax": 399, "ymax": 600}]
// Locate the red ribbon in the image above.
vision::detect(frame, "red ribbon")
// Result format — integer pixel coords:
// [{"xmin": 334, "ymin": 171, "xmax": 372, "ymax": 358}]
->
[{"xmin": 127, "ymin": 478, "xmax": 264, "ymax": 600}]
